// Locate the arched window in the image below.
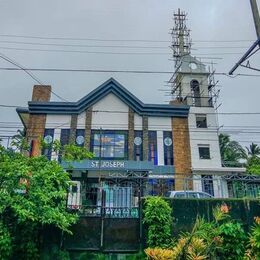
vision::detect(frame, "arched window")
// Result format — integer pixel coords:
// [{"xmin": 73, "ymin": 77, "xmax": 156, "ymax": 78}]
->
[{"xmin": 190, "ymin": 79, "xmax": 201, "ymax": 106}]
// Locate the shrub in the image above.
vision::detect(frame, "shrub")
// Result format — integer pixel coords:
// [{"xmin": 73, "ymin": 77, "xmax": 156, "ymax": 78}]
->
[
  {"xmin": 0, "ymin": 221, "xmax": 12, "ymax": 260},
  {"xmin": 245, "ymin": 216, "xmax": 260, "ymax": 259},
  {"xmin": 217, "ymin": 222, "xmax": 247, "ymax": 259},
  {"xmin": 145, "ymin": 248, "xmax": 175, "ymax": 260},
  {"xmin": 143, "ymin": 196, "xmax": 172, "ymax": 248}
]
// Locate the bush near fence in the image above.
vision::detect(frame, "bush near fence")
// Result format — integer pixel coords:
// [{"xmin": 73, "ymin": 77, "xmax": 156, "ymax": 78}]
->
[{"xmin": 141, "ymin": 198, "xmax": 260, "ymax": 241}]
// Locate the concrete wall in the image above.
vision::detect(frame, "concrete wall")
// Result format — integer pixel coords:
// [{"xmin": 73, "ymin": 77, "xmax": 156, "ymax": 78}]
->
[
  {"xmin": 91, "ymin": 93, "xmax": 128, "ymax": 130},
  {"xmin": 188, "ymin": 106, "xmax": 222, "ymax": 169}
]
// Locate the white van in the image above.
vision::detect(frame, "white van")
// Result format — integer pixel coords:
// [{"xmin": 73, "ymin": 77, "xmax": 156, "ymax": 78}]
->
[{"xmin": 166, "ymin": 190, "xmax": 213, "ymax": 198}]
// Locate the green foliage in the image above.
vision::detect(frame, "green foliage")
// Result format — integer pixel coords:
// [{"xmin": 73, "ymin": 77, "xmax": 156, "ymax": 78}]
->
[
  {"xmin": 40, "ymin": 138, "xmax": 93, "ymax": 162},
  {"xmin": 246, "ymin": 143, "xmax": 260, "ymax": 157},
  {"xmin": 40, "ymin": 245, "xmax": 70, "ymax": 260},
  {"xmin": 246, "ymin": 156, "xmax": 260, "ymax": 175},
  {"xmin": 145, "ymin": 205, "xmax": 251, "ymax": 260},
  {"xmin": 0, "ymin": 145, "xmax": 78, "ymax": 258},
  {"xmin": 219, "ymin": 133, "xmax": 246, "ymax": 167},
  {"xmin": 217, "ymin": 222, "xmax": 247, "ymax": 259},
  {"xmin": 0, "ymin": 220, "xmax": 12, "ymax": 260},
  {"xmin": 63, "ymin": 144, "xmax": 93, "ymax": 161},
  {"xmin": 245, "ymin": 217, "xmax": 260, "ymax": 259},
  {"xmin": 11, "ymin": 129, "xmax": 30, "ymax": 152},
  {"xmin": 143, "ymin": 196, "xmax": 172, "ymax": 248},
  {"xmin": 77, "ymin": 252, "xmax": 105, "ymax": 260}
]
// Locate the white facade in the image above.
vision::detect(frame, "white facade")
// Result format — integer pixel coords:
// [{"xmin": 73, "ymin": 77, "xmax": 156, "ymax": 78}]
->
[
  {"xmin": 91, "ymin": 93, "xmax": 129, "ymax": 130},
  {"xmin": 188, "ymin": 106, "xmax": 222, "ymax": 169}
]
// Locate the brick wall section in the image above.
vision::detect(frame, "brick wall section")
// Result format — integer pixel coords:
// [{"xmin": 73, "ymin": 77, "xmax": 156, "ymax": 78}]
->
[
  {"xmin": 128, "ymin": 108, "xmax": 135, "ymax": 160},
  {"xmin": 142, "ymin": 116, "xmax": 149, "ymax": 161},
  {"xmin": 27, "ymin": 85, "xmax": 52, "ymax": 156},
  {"xmin": 69, "ymin": 114, "xmax": 78, "ymax": 144},
  {"xmin": 31, "ymin": 85, "xmax": 51, "ymax": 101},
  {"xmin": 172, "ymin": 117, "xmax": 192, "ymax": 190},
  {"xmin": 84, "ymin": 107, "xmax": 92, "ymax": 151}
]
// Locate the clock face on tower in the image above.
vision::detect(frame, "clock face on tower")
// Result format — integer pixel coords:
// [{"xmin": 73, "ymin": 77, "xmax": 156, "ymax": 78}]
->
[{"xmin": 189, "ymin": 62, "xmax": 197, "ymax": 70}]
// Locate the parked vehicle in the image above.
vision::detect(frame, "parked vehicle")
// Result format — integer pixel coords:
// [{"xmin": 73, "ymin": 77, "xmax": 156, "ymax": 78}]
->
[{"xmin": 166, "ymin": 190, "xmax": 213, "ymax": 198}]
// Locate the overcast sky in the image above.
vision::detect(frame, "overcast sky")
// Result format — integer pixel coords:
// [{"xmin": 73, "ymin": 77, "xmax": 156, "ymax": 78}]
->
[{"xmin": 0, "ymin": 0, "xmax": 259, "ymax": 147}]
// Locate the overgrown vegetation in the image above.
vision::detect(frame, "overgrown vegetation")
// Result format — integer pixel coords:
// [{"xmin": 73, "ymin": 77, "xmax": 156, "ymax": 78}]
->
[
  {"xmin": 144, "ymin": 198, "xmax": 260, "ymax": 260},
  {"xmin": 143, "ymin": 196, "xmax": 172, "ymax": 248},
  {"xmin": 219, "ymin": 133, "xmax": 260, "ymax": 175},
  {"xmin": 0, "ymin": 139, "xmax": 93, "ymax": 259}
]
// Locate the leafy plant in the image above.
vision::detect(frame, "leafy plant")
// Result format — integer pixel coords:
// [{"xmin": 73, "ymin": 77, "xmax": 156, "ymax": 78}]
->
[
  {"xmin": 11, "ymin": 129, "xmax": 30, "ymax": 152},
  {"xmin": 219, "ymin": 133, "xmax": 246, "ymax": 167},
  {"xmin": 0, "ymin": 220, "xmax": 12, "ymax": 260},
  {"xmin": 245, "ymin": 216, "xmax": 260, "ymax": 259},
  {"xmin": 0, "ymin": 145, "xmax": 78, "ymax": 258},
  {"xmin": 246, "ymin": 156, "xmax": 260, "ymax": 175},
  {"xmin": 217, "ymin": 222, "xmax": 247, "ymax": 259},
  {"xmin": 143, "ymin": 196, "xmax": 172, "ymax": 248},
  {"xmin": 145, "ymin": 248, "xmax": 176, "ymax": 260}
]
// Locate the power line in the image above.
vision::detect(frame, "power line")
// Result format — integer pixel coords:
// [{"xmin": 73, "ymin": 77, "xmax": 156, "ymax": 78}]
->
[
  {"xmin": 0, "ymin": 66, "xmax": 260, "ymax": 77},
  {"xmin": 0, "ymin": 40, "xmax": 252, "ymax": 50},
  {"xmin": 0, "ymin": 53, "xmax": 69, "ymax": 102},
  {"xmin": 0, "ymin": 34, "xmax": 255, "ymax": 43},
  {"xmin": 0, "ymin": 46, "xmax": 249, "ymax": 56}
]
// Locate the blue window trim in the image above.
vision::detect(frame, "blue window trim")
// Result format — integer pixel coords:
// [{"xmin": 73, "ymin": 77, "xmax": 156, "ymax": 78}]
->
[
  {"xmin": 134, "ymin": 130, "xmax": 143, "ymax": 161},
  {"xmin": 76, "ymin": 129, "xmax": 85, "ymax": 147},
  {"xmin": 148, "ymin": 131, "xmax": 158, "ymax": 165},
  {"xmin": 163, "ymin": 131, "xmax": 174, "ymax": 165},
  {"xmin": 42, "ymin": 129, "xmax": 54, "ymax": 160}
]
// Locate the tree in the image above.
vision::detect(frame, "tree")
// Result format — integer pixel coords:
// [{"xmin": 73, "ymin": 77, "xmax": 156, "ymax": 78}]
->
[
  {"xmin": 246, "ymin": 156, "xmax": 260, "ymax": 175},
  {"xmin": 0, "ymin": 142, "xmax": 92, "ymax": 259},
  {"xmin": 246, "ymin": 143, "xmax": 260, "ymax": 158},
  {"xmin": 219, "ymin": 134, "xmax": 246, "ymax": 167},
  {"xmin": 11, "ymin": 129, "xmax": 29, "ymax": 152}
]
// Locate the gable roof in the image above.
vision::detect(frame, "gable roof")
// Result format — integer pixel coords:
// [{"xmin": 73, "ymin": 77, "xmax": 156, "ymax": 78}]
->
[{"xmin": 17, "ymin": 78, "xmax": 189, "ymax": 118}]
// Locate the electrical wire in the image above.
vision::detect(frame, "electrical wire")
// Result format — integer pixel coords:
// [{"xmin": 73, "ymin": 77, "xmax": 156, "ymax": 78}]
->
[
  {"xmin": 0, "ymin": 53, "xmax": 69, "ymax": 102},
  {"xmin": 0, "ymin": 45, "xmax": 250, "ymax": 56},
  {"xmin": 0, "ymin": 66, "xmax": 260, "ymax": 77},
  {"xmin": 0, "ymin": 34, "xmax": 255, "ymax": 43}
]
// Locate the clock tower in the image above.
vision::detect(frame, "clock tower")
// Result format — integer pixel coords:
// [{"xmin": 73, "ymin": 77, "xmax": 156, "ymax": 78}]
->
[{"xmin": 169, "ymin": 9, "xmax": 226, "ymax": 197}]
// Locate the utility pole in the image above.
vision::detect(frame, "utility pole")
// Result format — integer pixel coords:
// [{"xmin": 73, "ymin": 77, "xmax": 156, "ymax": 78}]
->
[{"xmin": 250, "ymin": 0, "xmax": 260, "ymax": 39}]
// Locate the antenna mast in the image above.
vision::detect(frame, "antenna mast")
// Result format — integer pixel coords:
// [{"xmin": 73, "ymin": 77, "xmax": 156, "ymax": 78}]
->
[{"xmin": 171, "ymin": 9, "xmax": 191, "ymax": 67}]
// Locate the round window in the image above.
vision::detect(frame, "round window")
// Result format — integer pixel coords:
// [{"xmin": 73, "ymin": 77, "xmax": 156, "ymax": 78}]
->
[
  {"xmin": 76, "ymin": 135, "xmax": 85, "ymax": 145},
  {"xmin": 164, "ymin": 137, "xmax": 172, "ymax": 146},
  {"xmin": 44, "ymin": 135, "xmax": 53, "ymax": 144},
  {"xmin": 189, "ymin": 62, "xmax": 197, "ymax": 70},
  {"xmin": 134, "ymin": 137, "xmax": 142, "ymax": 146}
]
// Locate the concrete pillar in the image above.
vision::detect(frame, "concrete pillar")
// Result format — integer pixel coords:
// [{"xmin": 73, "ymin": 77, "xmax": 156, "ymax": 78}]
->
[
  {"xmin": 142, "ymin": 116, "xmax": 149, "ymax": 161},
  {"xmin": 84, "ymin": 107, "xmax": 92, "ymax": 151},
  {"xmin": 69, "ymin": 114, "xmax": 78, "ymax": 144},
  {"xmin": 128, "ymin": 108, "xmax": 135, "ymax": 160}
]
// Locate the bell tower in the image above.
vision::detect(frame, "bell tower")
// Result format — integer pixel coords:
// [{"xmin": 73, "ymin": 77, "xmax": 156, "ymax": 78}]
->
[
  {"xmin": 169, "ymin": 9, "xmax": 223, "ymax": 197},
  {"xmin": 169, "ymin": 9, "xmax": 217, "ymax": 108}
]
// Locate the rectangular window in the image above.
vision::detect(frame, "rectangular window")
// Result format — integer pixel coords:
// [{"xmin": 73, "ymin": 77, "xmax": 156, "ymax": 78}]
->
[
  {"xmin": 91, "ymin": 130, "xmax": 127, "ymax": 159},
  {"xmin": 196, "ymin": 114, "xmax": 207, "ymax": 128},
  {"xmin": 163, "ymin": 131, "xmax": 173, "ymax": 165},
  {"xmin": 42, "ymin": 129, "xmax": 54, "ymax": 160},
  {"xmin": 59, "ymin": 129, "xmax": 70, "ymax": 161},
  {"xmin": 201, "ymin": 175, "xmax": 214, "ymax": 196},
  {"xmin": 134, "ymin": 131, "xmax": 143, "ymax": 161},
  {"xmin": 60, "ymin": 129, "xmax": 70, "ymax": 146},
  {"xmin": 148, "ymin": 131, "xmax": 157, "ymax": 165},
  {"xmin": 198, "ymin": 145, "xmax": 210, "ymax": 159},
  {"xmin": 75, "ymin": 129, "xmax": 85, "ymax": 147}
]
